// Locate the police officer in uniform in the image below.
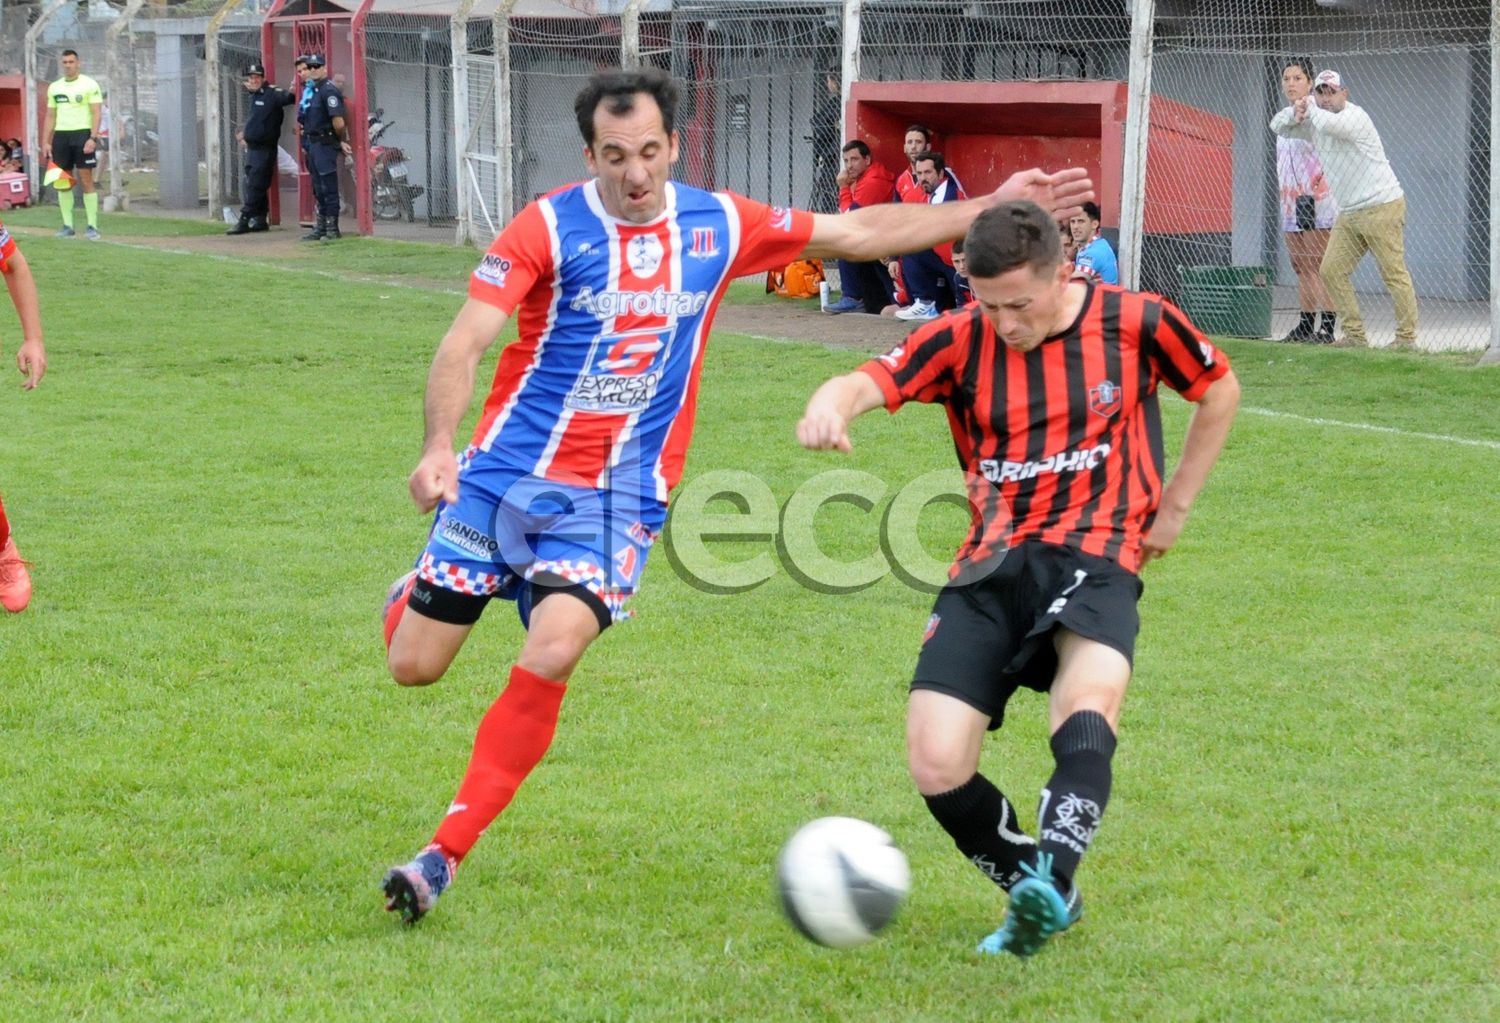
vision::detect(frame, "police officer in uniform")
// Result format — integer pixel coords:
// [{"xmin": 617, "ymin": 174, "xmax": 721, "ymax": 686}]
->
[
  {"xmin": 296, "ymin": 53, "xmax": 353, "ymax": 241},
  {"xmin": 228, "ymin": 61, "xmax": 295, "ymax": 236}
]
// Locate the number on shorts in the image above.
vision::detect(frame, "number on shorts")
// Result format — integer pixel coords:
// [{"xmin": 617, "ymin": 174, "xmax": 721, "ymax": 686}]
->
[{"xmin": 1046, "ymin": 569, "xmax": 1088, "ymax": 616}]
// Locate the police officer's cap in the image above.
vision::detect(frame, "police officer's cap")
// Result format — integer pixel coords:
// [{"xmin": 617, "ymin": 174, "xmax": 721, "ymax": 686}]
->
[
  {"xmin": 293, "ymin": 53, "xmax": 311, "ymax": 67},
  {"xmin": 304, "ymin": 53, "xmax": 326, "ymax": 68},
  {"xmin": 244, "ymin": 62, "xmax": 266, "ymax": 77}
]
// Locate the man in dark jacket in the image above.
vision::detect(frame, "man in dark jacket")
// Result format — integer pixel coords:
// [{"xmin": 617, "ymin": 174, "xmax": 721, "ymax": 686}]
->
[{"xmin": 228, "ymin": 61, "xmax": 295, "ymax": 235}]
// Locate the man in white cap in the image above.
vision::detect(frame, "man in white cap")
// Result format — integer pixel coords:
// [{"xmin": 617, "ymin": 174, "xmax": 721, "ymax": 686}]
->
[{"xmin": 1270, "ymin": 69, "xmax": 1417, "ymax": 349}]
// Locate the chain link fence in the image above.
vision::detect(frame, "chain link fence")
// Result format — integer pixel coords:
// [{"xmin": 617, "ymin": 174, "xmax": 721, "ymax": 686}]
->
[
  {"xmin": 5, "ymin": 1, "xmax": 1494, "ymax": 351},
  {"xmin": 668, "ymin": 3, "xmax": 841, "ymax": 212},
  {"xmin": 859, "ymin": 0, "xmax": 1128, "ymax": 82},
  {"xmin": 1153, "ymin": 0, "xmax": 1493, "ymax": 349},
  {"xmin": 363, "ymin": 10, "xmax": 457, "ymax": 227}
]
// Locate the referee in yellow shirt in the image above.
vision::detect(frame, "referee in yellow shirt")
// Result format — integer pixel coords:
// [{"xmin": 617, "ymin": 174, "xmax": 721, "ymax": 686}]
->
[{"xmin": 42, "ymin": 49, "xmax": 103, "ymax": 240}]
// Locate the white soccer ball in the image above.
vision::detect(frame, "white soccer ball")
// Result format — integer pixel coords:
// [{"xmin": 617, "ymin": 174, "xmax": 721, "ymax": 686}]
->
[{"xmin": 776, "ymin": 816, "xmax": 910, "ymax": 949}]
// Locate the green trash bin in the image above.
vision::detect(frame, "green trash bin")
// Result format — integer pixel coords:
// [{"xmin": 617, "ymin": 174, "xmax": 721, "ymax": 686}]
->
[{"xmin": 1178, "ymin": 265, "xmax": 1273, "ymax": 338}]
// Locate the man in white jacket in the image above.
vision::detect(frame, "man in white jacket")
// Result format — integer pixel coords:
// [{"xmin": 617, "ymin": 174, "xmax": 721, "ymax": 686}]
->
[{"xmin": 1270, "ymin": 69, "xmax": 1417, "ymax": 349}]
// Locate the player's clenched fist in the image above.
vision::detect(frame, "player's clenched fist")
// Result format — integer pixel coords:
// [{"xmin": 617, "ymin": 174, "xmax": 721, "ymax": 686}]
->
[
  {"xmin": 796, "ymin": 408, "xmax": 853, "ymax": 452},
  {"xmin": 408, "ymin": 448, "xmax": 459, "ymax": 512}
]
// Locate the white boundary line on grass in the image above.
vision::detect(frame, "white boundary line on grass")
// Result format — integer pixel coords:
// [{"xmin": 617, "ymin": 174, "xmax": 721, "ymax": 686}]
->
[
  {"xmin": 31, "ymin": 231, "xmax": 470, "ymax": 296},
  {"xmin": 42, "ymin": 230, "xmax": 1500, "ymax": 454},
  {"xmin": 1241, "ymin": 406, "xmax": 1500, "ymax": 452}
]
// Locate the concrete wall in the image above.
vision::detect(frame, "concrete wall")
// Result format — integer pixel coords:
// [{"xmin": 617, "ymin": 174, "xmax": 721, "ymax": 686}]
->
[{"xmin": 156, "ymin": 34, "xmax": 198, "ymax": 209}]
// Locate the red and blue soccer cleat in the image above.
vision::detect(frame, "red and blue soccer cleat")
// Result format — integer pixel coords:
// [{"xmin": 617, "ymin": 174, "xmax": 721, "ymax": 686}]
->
[
  {"xmin": 0, "ymin": 536, "xmax": 33, "ymax": 613},
  {"xmin": 382, "ymin": 844, "xmax": 454, "ymax": 924}
]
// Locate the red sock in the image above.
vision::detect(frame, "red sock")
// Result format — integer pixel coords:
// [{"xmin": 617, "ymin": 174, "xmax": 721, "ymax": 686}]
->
[
  {"xmin": 0, "ymin": 491, "xmax": 9, "ymax": 549},
  {"xmin": 383, "ymin": 572, "xmax": 417, "ymax": 649},
  {"xmin": 431, "ymin": 664, "xmax": 568, "ymax": 866}
]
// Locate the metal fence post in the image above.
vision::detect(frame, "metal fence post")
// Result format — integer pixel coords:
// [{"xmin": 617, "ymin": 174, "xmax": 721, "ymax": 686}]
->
[
  {"xmin": 621, "ymin": 0, "xmax": 644, "ymax": 70},
  {"xmin": 450, "ymin": 0, "xmax": 479, "ymax": 244},
  {"xmin": 205, "ymin": 0, "xmax": 249, "ymax": 222},
  {"xmin": 1483, "ymin": 0, "xmax": 1500, "ymax": 364},
  {"xmin": 24, "ymin": 0, "xmax": 71, "ymax": 195},
  {"xmin": 1118, "ymin": 0, "xmax": 1157, "ymax": 292},
  {"xmin": 840, "ymin": 0, "xmax": 861, "ymax": 144}
]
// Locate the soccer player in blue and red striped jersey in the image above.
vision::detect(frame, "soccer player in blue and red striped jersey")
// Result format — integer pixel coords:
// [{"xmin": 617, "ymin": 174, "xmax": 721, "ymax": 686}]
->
[
  {"xmin": 378, "ymin": 69, "xmax": 1096, "ymax": 923},
  {"xmin": 798, "ymin": 200, "xmax": 1239, "ymax": 957},
  {"xmin": 0, "ymin": 219, "xmax": 46, "ymax": 614}
]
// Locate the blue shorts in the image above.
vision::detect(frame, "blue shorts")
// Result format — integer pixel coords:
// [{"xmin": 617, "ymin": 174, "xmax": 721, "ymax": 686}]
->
[{"xmin": 414, "ymin": 451, "xmax": 666, "ymax": 628}]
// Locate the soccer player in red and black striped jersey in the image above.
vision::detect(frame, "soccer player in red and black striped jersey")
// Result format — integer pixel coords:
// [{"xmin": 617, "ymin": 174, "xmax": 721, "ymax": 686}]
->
[
  {"xmin": 0, "ymin": 220, "xmax": 46, "ymax": 614},
  {"xmin": 798, "ymin": 200, "xmax": 1239, "ymax": 958}
]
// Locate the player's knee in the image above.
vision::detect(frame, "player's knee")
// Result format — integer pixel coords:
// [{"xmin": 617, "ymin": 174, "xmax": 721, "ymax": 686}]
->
[
  {"xmin": 1052, "ymin": 685, "xmax": 1122, "ymax": 731},
  {"xmin": 906, "ymin": 734, "xmax": 974, "ymax": 795},
  {"xmin": 386, "ymin": 646, "xmax": 446, "ymax": 687},
  {"xmin": 515, "ymin": 633, "xmax": 588, "ymax": 682}
]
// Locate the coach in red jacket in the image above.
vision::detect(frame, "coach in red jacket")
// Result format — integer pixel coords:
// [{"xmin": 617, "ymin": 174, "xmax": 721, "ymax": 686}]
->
[{"xmin": 825, "ymin": 139, "xmax": 898, "ymax": 314}]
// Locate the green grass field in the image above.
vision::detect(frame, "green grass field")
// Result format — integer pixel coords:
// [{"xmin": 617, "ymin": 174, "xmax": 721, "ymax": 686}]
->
[{"xmin": 0, "ymin": 219, "xmax": 1496, "ymax": 1021}]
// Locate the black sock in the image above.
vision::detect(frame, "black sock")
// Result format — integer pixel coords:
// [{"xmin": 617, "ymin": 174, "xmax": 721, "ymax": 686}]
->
[
  {"xmin": 1319, "ymin": 311, "xmax": 1337, "ymax": 334},
  {"xmin": 924, "ymin": 773, "xmax": 1037, "ymax": 891},
  {"xmin": 1037, "ymin": 711, "xmax": 1117, "ymax": 890},
  {"xmin": 1294, "ymin": 311, "xmax": 1315, "ymax": 335}
]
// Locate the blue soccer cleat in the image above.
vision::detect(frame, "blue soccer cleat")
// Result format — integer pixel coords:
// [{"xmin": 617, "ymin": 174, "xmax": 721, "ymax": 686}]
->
[
  {"xmin": 382, "ymin": 845, "xmax": 453, "ymax": 924},
  {"xmin": 976, "ymin": 853, "xmax": 1083, "ymax": 958}
]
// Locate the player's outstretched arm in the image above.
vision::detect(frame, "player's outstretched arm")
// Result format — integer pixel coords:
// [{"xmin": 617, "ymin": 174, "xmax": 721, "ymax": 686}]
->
[
  {"xmin": 802, "ymin": 167, "xmax": 1093, "ymax": 263},
  {"xmin": 408, "ymin": 298, "xmax": 509, "ymax": 512},
  {"xmin": 2, "ymin": 249, "xmax": 45, "ymax": 389},
  {"xmin": 989, "ymin": 166, "xmax": 1096, "ymax": 223},
  {"xmin": 797, "ymin": 371, "xmax": 886, "ymax": 453},
  {"xmin": 1140, "ymin": 369, "xmax": 1240, "ymax": 564}
]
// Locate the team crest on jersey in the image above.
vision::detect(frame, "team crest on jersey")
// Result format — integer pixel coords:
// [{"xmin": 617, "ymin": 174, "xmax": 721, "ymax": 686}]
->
[
  {"xmin": 1198, "ymin": 340, "xmax": 1216, "ymax": 367},
  {"xmin": 769, "ymin": 206, "xmax": 794, "ymax": 233},
  {"xmin": 567, "ymin": 327, "xmax": 671, "ymax": 413},
  {"xmin": 626, "ymin": 233, "xmax": 665, "ymax": 277},
  {"xmin": 1088, "ymin": 380, "xmax": 1121, "ymax": 418},
  {"xmin": 878, "ymin": 343, "xmax": 905, "ymax": 368},
  {"xmin": 688, "ymin": 227, "xmax": 719, "ymax": 259}
]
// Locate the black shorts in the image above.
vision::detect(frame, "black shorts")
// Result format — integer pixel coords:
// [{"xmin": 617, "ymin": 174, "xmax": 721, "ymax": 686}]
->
[
  {"xmin": 51, "ymin": 129, "xmax": 97, "ymax": 172},
  {"xmin": 911, "ymin": 542, "xmax": 1143, "ymax": 730}
]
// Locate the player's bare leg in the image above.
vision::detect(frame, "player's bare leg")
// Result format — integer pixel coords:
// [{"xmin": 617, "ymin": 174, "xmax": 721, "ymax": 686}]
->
[
  {"xmin": 1047, "ymin": 630, "xmax": 1130, "ymax": 732},
  {"xmin": 383, "ymin": 589, "xmax": 600, "ymax": 923},
  {"xmin": 385, "ymin": 585, "xmax": 476, "ymax": 686},
  {"xmin": 906, "ymin": 689, "xmax": 988, "ymax": 795}
]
